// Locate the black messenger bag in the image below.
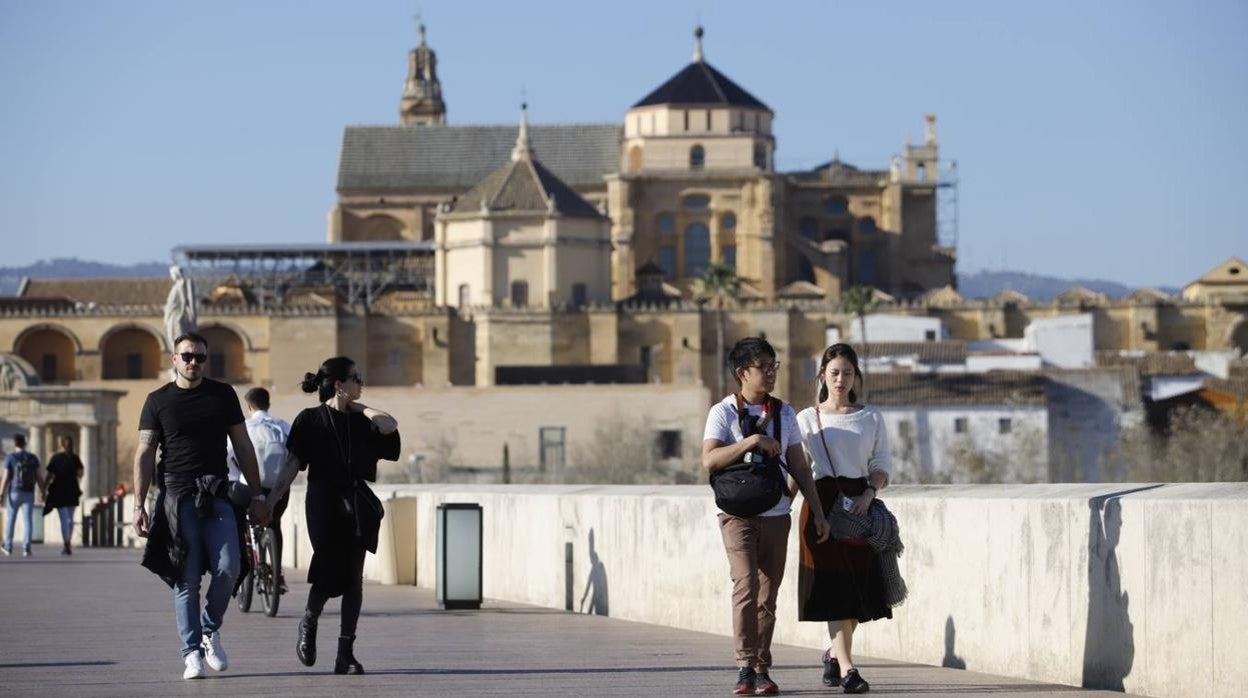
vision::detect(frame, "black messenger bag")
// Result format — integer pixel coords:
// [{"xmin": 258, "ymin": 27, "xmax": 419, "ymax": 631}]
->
[{"xmin": 709, "ymin": 396, "xmax": 789, "ymax": 517}]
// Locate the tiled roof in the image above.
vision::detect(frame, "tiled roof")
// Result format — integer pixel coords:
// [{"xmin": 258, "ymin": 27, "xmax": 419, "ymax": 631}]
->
[
  {"xmin": 19, "ymin": 278, "xmax": 170, "ymax": 307},
  {"xmin": 1095, "ymin": 351, "xmax": 1199, "ymax": 376},
  {"xmin": 853, "ymin": 342, "xmax": 967, "ymax": 365},
  {"xmin": 632, "ymin": 61, "xmax": 769, "ymax": 110},
  {"xmin": 337, "ymin": 124, "xmax": 622, "ymax": 192},
  {"xmin": 449, "ymin": 157, "xmax": 603, "ymax": 218},
  {"xmin": 867, "ymin": 372, "xmax": 1047, "ymax": 406}
]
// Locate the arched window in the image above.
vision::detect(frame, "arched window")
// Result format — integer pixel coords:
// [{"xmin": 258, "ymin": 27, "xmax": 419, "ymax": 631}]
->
[
  {"xmin": 721, "ymin": 245, "xmax": 737, "ymax": 271},
  {"xmin": 15, "ymin": 327, "xmax": 77, "ymax": 382},
  {"xmin": 510, "ymin": 280, "xmax": 529, "ymax": 307},
  {"xmin": 101, "ymin": 327, "xmax": 162, "ymax": 379},
  {"xmin": 458, "ymin": 284, "xmax": 470, "ymax": 308},
  {"xmin": 825, "ymin": 196, "xmax": 849, "ymax": 215},
  {"xmin": 199, "ymin": 325, "xmax": 247, "ymax": 383},
  {"xmin": 684, "ymin": 222, "xmax": 711, "ymax": 277},
  {"xmin": 689, "ymin": 145, "xmax": 705, "ymax": 171},
  {"xmin": 357, "ymin": 214, "xmax": 405, "ymax": 241},
  {"xmin": 627, "ymin": 145, "xmax": 642, "ymax": 174},
  {"xmin": 721, "ymin": 212, "xmax": 737, "ymax": 231}
]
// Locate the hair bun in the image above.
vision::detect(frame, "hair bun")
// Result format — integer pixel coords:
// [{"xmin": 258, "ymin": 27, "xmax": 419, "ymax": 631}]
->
[{"xmin": 300, "ymin": 371, "xmax": 321, "ymax": 394}]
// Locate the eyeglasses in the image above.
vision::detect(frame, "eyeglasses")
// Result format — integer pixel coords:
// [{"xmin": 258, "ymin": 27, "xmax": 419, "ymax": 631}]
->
[
  {"xmin": 178, "ymin": 352, "xmax": 208, "ymax": 365},
  {"xmin": 749, "ymin": 361, "xmax": 781, "ymax": 374}
]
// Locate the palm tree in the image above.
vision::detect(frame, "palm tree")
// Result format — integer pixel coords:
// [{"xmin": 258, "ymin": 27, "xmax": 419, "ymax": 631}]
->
[
  {"xmin": 840, "ymin": 285, "xmax": 878, "ymax": 402},
  {"xmin": 694, "ymin": 262, "xmax": 742, "ymax": 400}
]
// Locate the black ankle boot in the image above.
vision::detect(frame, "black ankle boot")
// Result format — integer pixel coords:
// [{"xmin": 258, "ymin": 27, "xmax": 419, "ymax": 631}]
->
[
  {"xmin": 296, "ymin": 613, "xmax": 318, "ymax": 666},
  {"xmin": 334, "ymin": 635, "xmax": 364, "ymax": 675}
]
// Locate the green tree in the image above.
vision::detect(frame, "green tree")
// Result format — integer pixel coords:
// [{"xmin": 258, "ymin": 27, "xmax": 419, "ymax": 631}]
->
[
  {"xmin": 840, "ymin": 285, "xmax": 878, "ymax": 402},
  {"xmin": 694, "ymin": 262, "xmax": 742, "ymax": 400}
]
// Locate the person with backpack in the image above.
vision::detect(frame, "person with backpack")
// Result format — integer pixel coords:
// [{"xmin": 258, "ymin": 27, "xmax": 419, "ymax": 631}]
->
[
  {"xmin": 3, "ymin": 433, "xmax": 46, "ymax": 557},
  {"xmin": 227, "ymin": 387, "xmax": 291, "ymax": 591},
  {"xmin": 702, "ymin": 337, "xmax": 830, "ymax": 695}
]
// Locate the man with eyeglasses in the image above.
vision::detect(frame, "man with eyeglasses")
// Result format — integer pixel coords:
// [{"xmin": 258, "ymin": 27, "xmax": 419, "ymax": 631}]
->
[{"xmin": 133, "ymin": 331, "xmax": 270, "ymax": 680}]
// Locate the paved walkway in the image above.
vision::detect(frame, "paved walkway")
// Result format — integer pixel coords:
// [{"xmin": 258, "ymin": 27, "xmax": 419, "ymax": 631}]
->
[{"xmin": 0, "ymin": 546, "xmax": 1136, "ymax": 697}]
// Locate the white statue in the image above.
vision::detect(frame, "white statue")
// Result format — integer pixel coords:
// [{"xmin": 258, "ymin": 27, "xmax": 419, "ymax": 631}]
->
[
  {"xmin": 890, "ymin": 155, "xmax": 902, "ymax": 183},
  {"xmin": 0, "ymin": 359, "xmax": 18, "ymax": 393},
  {"xmin": 163, "ymin": 265, "xmax": 197, "ymax": 349}
]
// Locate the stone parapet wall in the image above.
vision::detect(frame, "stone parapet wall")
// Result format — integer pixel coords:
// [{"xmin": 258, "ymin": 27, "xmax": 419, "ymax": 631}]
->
[{"xmin": 279, "ymin": 482, "xmax": 1247, "ymax": 698}]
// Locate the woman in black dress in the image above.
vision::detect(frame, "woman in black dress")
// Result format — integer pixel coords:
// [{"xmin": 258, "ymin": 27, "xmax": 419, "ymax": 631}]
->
[
  {"xmin": 44, "ymin": 435, "xmax": 84, "ymax": 555},
  {"xmin": 268, "ymin": 356, "xmax": 399, "ymax": 675}
]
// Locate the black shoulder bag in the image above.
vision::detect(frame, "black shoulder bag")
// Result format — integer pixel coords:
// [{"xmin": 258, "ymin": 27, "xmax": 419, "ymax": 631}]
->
[{"xmin": 709, "ymin": 395, "xmax": 790, "ymax": 517}]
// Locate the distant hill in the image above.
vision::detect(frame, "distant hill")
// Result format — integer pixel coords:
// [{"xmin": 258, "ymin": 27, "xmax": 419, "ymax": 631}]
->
[
  {"xmin": 956, "ymin": 270, "xmax": 1180, "ymax": 301},
  {"xmin": 0, "ymin": 258, "xmax": 167, "ymax": 296}
]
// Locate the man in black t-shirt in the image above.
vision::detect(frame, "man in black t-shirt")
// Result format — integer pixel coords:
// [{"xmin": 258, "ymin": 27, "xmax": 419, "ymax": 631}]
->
[{"xmin": 133, "ymin": 331, "xmax": 269, "ymax": 680}]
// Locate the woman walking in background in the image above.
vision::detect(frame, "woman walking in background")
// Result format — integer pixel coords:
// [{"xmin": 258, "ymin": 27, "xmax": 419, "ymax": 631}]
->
[
  {"xmin": 44, "ymin": 435, "xmax": 84, "ymax": 555},
  {"xmin": 267, "ymin": 356, "xmax": 399, "ymax": 675},
  {"xmin": 796, "ymin": 343, "xmax": 896, "ymax": 694}
]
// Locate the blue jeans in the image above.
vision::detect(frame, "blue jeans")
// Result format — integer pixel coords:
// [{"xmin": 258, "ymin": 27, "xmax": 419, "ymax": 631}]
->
[
  {"xmin": 58, "ymin": 506, "xmax": 75, "ymax": 544},
  {"xmin": 173, "ymin": 496, "xmax": 240, "ymax": 656},
  {"xmin": 4, "ymin": 490, "xmax": 35, "ymax": 552}
]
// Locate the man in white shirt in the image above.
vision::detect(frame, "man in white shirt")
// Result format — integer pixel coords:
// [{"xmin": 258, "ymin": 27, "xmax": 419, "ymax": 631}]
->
[
  {"xmin": 227, "ymin": 387, "xmax": 291, "ymax": 589},
  {"xmin": 702, "ymin": 337, "xmax": 830, "ymax": 696}
]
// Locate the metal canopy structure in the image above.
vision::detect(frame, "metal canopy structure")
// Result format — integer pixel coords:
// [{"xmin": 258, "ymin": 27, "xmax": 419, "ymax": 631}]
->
[{"xmin": 172, "ymin": 242, "xmax": 436, "ymax": 310}]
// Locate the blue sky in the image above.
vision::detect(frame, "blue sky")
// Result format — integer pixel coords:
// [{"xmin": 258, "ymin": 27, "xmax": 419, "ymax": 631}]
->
[{"xmin": 1, "ymin": 0, "xmax": 1245, "ymax": 288}]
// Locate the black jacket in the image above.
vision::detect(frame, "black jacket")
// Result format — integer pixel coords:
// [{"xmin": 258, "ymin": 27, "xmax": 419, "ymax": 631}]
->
[{"xmin": 140, "ymin": 475, "xmax": 251, "ymax": 591}]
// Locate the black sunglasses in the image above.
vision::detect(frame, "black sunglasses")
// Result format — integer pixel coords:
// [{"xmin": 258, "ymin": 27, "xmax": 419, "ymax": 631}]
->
[{"xmin": 179, "ymin": 352, "xmax": 208, "ymax": 364}]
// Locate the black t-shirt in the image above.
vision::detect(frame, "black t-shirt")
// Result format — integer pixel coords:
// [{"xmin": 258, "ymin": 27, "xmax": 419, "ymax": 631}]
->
[
  {"xmin": 286, "ymin": 405, "xmax": 401, "ymax": 490},
  {"xmin": 138, "ymin": 379, "xmax": 245, "ymax": 479}
]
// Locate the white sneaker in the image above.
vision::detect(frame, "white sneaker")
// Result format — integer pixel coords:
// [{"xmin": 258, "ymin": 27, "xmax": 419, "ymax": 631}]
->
[
  {"xmin": 202, "ymin": 631, "xmax": 229, "ymax": 671},
  {"xmin": 183, "ymin": 652, "xmax": 205, "ymax": 680}
]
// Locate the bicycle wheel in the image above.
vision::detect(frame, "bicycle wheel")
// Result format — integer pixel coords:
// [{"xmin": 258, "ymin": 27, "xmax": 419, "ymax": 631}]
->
[
  {"xmin": 260, "ymin": 529, "xmax": 281, "ymax": 617},
  {"xmin": 237, "ymin": 567, "xmax": 254, "ymax": 613}
]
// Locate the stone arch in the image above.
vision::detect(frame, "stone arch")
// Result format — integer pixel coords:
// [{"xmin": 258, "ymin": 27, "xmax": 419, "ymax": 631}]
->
[
  {"xmin": 1227, "ymin": 317, "xmax": 1248, "ymax": 354},
  {"xmin": 627, "ymin": 145, "xmax": 642, "ymax": 175},
  {"xmin": 199, "ymin": 324, "xmax": 249, "ymax": 383},
  {"xmin": 13, "ymin": 324, "xmax": 82, "ymax": 382},
  {"xmin": 357, "ymin": 214, "xmax": 405, "ymax": 241},
  {"xmin": 99, "ymin": 324, "xmax": 165, "ymax": 380}
]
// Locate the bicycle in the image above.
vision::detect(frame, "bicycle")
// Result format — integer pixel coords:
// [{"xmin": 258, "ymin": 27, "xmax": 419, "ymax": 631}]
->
[{"xmin": 237, "ymin": 518, "xmax": 281, "ymax": 617}]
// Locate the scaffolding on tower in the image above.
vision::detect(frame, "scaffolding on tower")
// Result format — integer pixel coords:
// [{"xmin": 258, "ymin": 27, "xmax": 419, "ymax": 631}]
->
[{"xmin": 936, "ymin": 160, "xmax": 959, "ymax": 253}]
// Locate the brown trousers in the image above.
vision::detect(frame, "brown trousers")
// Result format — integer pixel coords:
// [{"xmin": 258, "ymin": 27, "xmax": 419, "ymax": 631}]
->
[{"xmin": 718, "ymin": 512, "xmax": 792, "ymax": 671}]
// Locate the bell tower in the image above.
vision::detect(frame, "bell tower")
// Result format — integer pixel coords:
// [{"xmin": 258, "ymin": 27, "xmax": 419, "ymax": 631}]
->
[{"xmin": 399, "ymin": 21, "xmax": 446, "ymax": 126}]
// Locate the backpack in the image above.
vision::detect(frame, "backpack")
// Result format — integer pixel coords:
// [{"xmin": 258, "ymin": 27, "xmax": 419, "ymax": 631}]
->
[
  {"xmin": 249, "ymin": 417, "xmax": 289, "ymax": 489},
  {"xmin": 709, "ymin": 396, "xmax": 790, "ymax": 517},
  {"xmin": 12, "ymin": 452, "xmax": 38, "ymax": 492}
]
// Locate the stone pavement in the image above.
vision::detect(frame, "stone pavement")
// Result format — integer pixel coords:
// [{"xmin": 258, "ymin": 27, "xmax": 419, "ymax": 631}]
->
[{"xmin": 0, "ymin": 546, "xmax": 1138, "ymax": 697}]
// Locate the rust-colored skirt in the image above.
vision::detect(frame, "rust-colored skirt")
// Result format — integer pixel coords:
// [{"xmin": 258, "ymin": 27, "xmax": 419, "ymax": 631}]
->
[{"xmin": 798, "ymin": 476, "xmax": 893, "ymax": 623}]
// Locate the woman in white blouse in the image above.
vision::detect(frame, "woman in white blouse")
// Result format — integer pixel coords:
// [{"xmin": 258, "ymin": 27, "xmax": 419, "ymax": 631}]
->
[{"xmin": 795, "ymin": 343, "xmax": 893, "ymax": 694}]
